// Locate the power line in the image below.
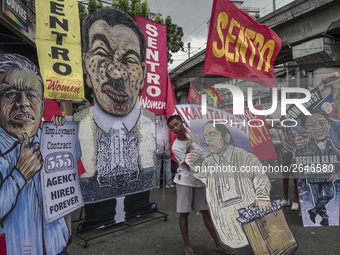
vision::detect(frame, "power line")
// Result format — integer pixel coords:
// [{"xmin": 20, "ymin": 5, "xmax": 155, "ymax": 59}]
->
[
  {"xmin": 78, "ymin": 0, "xmax": 111, "ymax": 5},
  {"xmin": 154, "ymin": 0, "xmax": 160, "ymax": 13},
  {"xmin": 184, "ymin": 26, "xmax": 208, "ymax": 44},
  {"xmin": 182, "ymin": 18, "xmax": 210, "ymax": 42}
]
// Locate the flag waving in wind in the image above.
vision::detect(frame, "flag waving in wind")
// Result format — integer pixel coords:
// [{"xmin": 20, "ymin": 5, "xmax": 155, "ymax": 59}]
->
[
  {"xmin": 187, "ymin": 83, "xmax": 201, "ymax": 104},
  {"xmin": 204, "ymin": 0, "xmax": 282, "ymax": 87},
  {"xmin": 166, "ymin": 74, "xmax": 178, "ymax": 162}
]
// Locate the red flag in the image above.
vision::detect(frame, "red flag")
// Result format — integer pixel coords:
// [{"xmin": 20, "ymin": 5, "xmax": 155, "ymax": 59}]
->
[
  {"xmin": 165, "ymin": 74, "xmax": 178, "ymax": 162},
  {"xmin": 135, "ymin": 15, "xmax": 168, "ymax": 114},
  {"xmin": 226, "ymin": 106, "xmax": 277, "ymax": 161},
  {"xmin": 187, "ymin": 83, "xmax": 201, "ymax": 104},
  {"xmin": 204, "ymin": 0, "xmax": 282, "ymax": 87}
]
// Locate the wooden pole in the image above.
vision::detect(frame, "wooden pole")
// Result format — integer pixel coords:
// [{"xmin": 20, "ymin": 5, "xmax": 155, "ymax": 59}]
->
[
  {"xmin": 162, "ymin": 151, "xmax": 165, "ymax": 209},
  {"xmin": 59, "ymin": 99, "xmax": 73, "ymax": 236},
  {"xmin": 60, "ymin": 100, "xmax": 73, "ymax": 116}
]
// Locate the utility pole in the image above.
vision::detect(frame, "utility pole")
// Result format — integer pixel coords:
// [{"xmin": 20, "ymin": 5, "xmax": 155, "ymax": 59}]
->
[
  {"xmin": 187, "ymin": 43, "xmax": 191, "ymax": 59},
  {"xmin": 273, "ymin": 0, "xmax": 276, "ymax": 11}
]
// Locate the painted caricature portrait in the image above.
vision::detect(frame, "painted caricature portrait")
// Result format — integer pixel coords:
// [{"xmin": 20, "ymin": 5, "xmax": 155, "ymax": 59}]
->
[
  {"xmin": 295, "ymin": 109, "xmax": 339, "ymax": 226},
  {"xmin": 0, "ymin": 54, "xmax": 68, "ymax": 255},
  {"xmin": 75, "ymin": 7, "xmax": 156, "ymax": 232},
  {"xmin": 0, "ymin": 60, "xmax": 44, "ymax": 140},
  {"xmin": 83, "ymin": 9, "xmax": 147, "ymax": 116},
  {"xmin": 186, "ymin": 121, "xmax": 271, "ymax": 250}
]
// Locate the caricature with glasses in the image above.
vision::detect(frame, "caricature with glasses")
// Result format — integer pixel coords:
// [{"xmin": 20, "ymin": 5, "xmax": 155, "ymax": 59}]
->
[{"xmin": 294, "ymin": 108, "xmax": 339, "ymax": 226}]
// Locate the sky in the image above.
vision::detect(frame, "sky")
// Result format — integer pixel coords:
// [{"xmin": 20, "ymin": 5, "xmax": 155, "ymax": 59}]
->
[{"xmin": 146, "ymin": 0, "xmax": 295, "ymax": 70}]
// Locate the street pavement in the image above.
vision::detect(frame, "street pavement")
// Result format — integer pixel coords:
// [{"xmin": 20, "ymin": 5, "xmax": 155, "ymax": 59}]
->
[{"xmin": 68, "ymin": 176, "xmax": 340, "ymax": 255}]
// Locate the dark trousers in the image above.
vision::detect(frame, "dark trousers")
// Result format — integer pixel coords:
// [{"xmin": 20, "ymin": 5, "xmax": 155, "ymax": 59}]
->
[{"xmin": 309, "ymin": 182, "xmax": 334, "ymax": 219}]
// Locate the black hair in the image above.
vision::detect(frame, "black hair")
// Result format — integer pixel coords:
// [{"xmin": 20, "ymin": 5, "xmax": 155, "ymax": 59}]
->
[
  {"xmin": 167, "ymin": 115, "xmax": 183, "ymax": 126},
  {"xmin": 300, "ymin": 108, "xmax": 330, "ymax": 128},
  {"xmin": 205, "ymin": 120, "xmax": 235, "ymax": 145},
  {"xmin": 82, "ymin": 7, "xmax": 146, "ymax": 63}
]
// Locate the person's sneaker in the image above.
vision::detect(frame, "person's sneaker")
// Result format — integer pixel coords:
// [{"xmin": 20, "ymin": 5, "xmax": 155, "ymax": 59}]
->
[
  {"xmin": 280, "ymin": 199, "xmax": 290, "ymax": 207},
  {"xmin": 291, "ymin": 202, "xmax": 299, "ymax": 211},
  {"xmin": 165, "ymin": 184, "xmax": 174, "ymax": 189}
]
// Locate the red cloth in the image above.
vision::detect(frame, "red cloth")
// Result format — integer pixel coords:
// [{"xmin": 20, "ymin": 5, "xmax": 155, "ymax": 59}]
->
[
  {"xmin": 187, "ymin": 83, "xmax": 201, "ymax": 104},
  {"xmin": 165, "ymin": 74, "xmax": 178, "ymax": 162},
  {"xmin": 42, "ymin": 99, "xmax": 62, "ymax": 122},
  {"xmin": 0, "ymin": 233, "xmax": 7, "ymax": 255},
  {"xmin": 77, "ymin": 159, "xmax": 86, "ymax": 176},
  {"xmin": 204, "ymin": 0, "xmax": 282, "ymax": 88},
  {"xmin": 226, "ymin": 106, "xmax": 277, "ymax": 161}
]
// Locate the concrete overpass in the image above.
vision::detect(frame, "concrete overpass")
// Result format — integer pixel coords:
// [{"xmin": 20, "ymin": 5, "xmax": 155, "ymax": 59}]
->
[{"xmin": 170, "ymin": 0, "xmax": 340, "ymax": 104}]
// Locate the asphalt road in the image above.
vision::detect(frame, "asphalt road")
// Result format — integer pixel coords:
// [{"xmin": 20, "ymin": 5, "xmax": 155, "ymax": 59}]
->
[{"xmin": 68, "ymin": 176, "xmax": 340, "ymax": 255}]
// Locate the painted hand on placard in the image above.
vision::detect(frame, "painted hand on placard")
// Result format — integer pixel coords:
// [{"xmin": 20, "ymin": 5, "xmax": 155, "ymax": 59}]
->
[
  {"xmin": 318, "ymin": 72, "xmax": 340, "ymax": 91},
  {"xmin": 51, "ymin": 114, "xmax": 66, "ymax": 126},
  {"xmin": 185, "ymin": 150, "xmax": 201, "ymax": 166},
  {"xmin": 318, "ymin": 72, "xmax": 340, "ymax": 104},
  {"xmin": 16, "ymin": 133, "xmax": 43, "ymax": 181},
  {"xmin": 329, "ymin": 174, "xmax": 339, "ymax": 182},
  {"xmin": 256, "ymin": 200, "xmax": 271, "ymax": 212},
  {"xmin": 293, "ymin": 130, "xmax": 310, "ymax": 150}
]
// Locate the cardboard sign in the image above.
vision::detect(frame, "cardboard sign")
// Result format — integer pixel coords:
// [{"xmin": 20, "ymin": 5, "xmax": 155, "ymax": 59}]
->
[
  {"xmin": 40, "ymin": 121, "xmax": 84, "ymax": 223},
  {"xmin": 176, "ymin": 104, "xmax": 252, "ymax": 152}
]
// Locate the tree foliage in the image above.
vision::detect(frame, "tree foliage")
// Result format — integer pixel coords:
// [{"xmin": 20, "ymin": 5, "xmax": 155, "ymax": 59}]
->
[
  {"xmin": 88, "ymin": 0, "xmax": 103, "ymax": 13},
  {"xmin": 79, "ymin": 0, "xmax": 184, "ymax": 64}
]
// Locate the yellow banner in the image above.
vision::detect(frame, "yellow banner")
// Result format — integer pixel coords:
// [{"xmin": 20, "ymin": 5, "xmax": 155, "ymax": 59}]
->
[{"xmin": 35, "ymin": 0, "xmax": 84, "ymax": 101}]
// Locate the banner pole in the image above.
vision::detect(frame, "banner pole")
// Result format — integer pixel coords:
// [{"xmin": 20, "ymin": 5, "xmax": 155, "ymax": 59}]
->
[
  {"xmin": 59, "ymin": 99, "xmax": 73, "ymax": 237},
  {"xmin": 201, "ymin": 73, "xmax": 204, "ymax": 90},
  {"xmin": 162, "ymin": 151, "xmax": 165, "ymax": 209},
  {"xmin": 60, "ymin": 100, "xmax": 73, "ymax": 116}
]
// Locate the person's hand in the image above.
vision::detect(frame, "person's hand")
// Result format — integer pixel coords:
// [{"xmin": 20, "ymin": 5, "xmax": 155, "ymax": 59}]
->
[
  {"xmin": 329, "ymin": 174, "xmax": 339, "ymax": 182},
  {"xmin": 318, "ymin": 72, "xmax": 340, "ymax": 90},
  {"xmin": 51, "ymin": 115, "xmax": 65, "ymax": 126},
  {"xmin": 184, "ymin": 125, "xmax": 200, "ymax": 145},
  {"xmin": 293, "ymin": 130, "xmax": 310, "ymax": 150},
  {"xmin": 256, "ymin": 200, "xmax": 271, "ymax": 212},
  {"xmin": 318, "ymin": 72, "xmax": 340, "ymax": 99},
  {"xmin": 16, "ymin": 133, "xmax": 43, "ymax": 181},
  {"xmin": 185, "ymin": 150, "xmax": 201, "ymax": 166}
]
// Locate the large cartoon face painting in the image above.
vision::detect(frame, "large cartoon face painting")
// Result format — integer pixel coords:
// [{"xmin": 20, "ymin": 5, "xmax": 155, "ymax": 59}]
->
[
  {"xmin": 203, "ymin": 123, "xmax": 230, "ymax": 154},
  {"xmin": 304, "ymin": 113, "xmax": 330, "ymax": 141},
  {"xmin": 0, "ymin": 69, "xmax": 43, "ymax": 140},
  {"xmin": 84, "ymin": 20, "xmax": 146, "ymax": 116}
]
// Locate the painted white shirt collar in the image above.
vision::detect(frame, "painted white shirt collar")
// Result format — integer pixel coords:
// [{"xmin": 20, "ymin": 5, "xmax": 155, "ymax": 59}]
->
[{"xmin": 92, "ymin": 100, "xmax": 141, "ymax": 133}]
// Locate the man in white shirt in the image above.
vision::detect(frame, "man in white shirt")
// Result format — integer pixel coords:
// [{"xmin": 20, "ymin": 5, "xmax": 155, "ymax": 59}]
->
[{"xmin": 168, "ymin": 115, "xmax": 235, "ymax": 255}]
